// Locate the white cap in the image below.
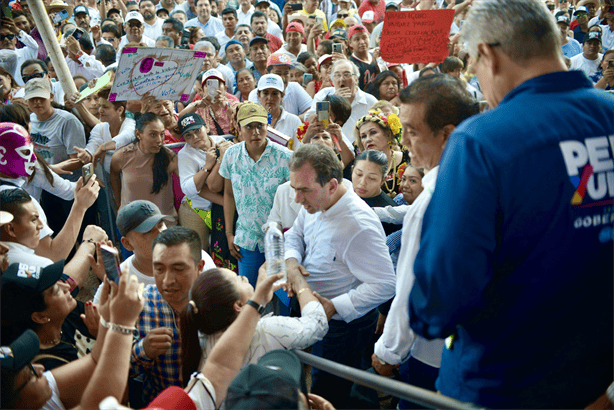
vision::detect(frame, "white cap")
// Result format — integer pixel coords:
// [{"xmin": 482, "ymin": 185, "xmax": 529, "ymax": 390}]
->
[
  {"xmin": 125, "ymin": 10, "xmax": 145, "ymax": 24},
  {"xmin": 257, "ymin": 74, "xmax": 285, "ymax": 92},
  {"xmin": 202, "ymin": 68, "xmax": 226, "ymax": 85},
  {"xmin": 361, "ymin": 10, "xmax": 375, "ymax": 23}
]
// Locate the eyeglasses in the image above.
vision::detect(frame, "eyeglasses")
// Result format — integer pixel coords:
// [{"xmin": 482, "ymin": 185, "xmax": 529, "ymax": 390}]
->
[
  {"xmin": 338, "ymin": 13, "xmax": 349, "ymax": 18},
  {"xmin": 14, "ymin": 364, "xmax": 40, "ymax": 395},
  {"xmin": 0, "ymin": 34, "xmax": 16, "ymax": 41},
  {"xmin": 333, "ymin": 72, "xmax": 355, "ymax": 79},
  {"xmin": 128, "ymin": 21, "xmax": 142, "ymax": 28},
  {"xmin": 22, "ymin": 72, "xmax": 46, "ymax": 83}
]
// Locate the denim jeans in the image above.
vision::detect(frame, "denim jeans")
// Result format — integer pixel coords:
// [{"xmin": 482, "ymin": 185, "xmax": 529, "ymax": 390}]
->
[
  {"xmin": 238, "ymin": 245, "xmax": 265, "ymax": 286},
  {"xmin": 398, "ymin": 356, "xmax": 439, "ymax": 409},
  {"xmin": 310, "ymin": 309, "xmax": 378, "ymax": 409}
]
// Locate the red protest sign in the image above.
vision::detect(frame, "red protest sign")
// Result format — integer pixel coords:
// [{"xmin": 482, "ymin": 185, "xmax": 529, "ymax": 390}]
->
[{"xmin": 380, "ymin": 10, "xmax": 455, "ymax": 64}]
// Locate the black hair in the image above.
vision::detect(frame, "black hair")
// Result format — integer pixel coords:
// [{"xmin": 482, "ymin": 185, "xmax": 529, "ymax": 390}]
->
[
  {"xmin": 101, "ymin": 23, "xmax": 121, "ymax": 39},
  {"xmin": 1, "ymin": 366, "xmax": 20, "ymax": 409},
  {"xmin": 325, "ymin": 94, "xmax": 351, "ymax": 125},
  {"xmin": 297, "ymin": 51, "xmax": 316, "ymax": 66},
  {"xmin": 318, "ymin": 39, "xmax": 333, "ymax": 55},
  {"xmin": 163, "ymin": 17, "xmax": 184, "ymax": 34},
  {"xmin": 179, "ymin": 268, "xmax": 240, "ymax": 385},
  {"xmin": 20, "ymin": 59, "xmax": 47, "ymax": 77},
  {"xmin": 0, "ymin": 189, "xmax": 32, "ymax": 220},
  {"xmin": 399, "ymin": 73, "xmax": 479, "ymax": 133},
  {"xmin": 221, "ymin": 7, "xmax": 237, "ymax": 18},
  {"xmin": 419, "ymin": 66, "xmax": 437, "ymax": 77},
  {"xmin": 440, "ymin": 56, "xmax": 464, "ymax": 74},
  {"xmin": 0, "ymin": 279, "xmax": 47, "ymax": 346},
  {"xmin": 365, "ymin": 70, "xmax": 400, "ymax": 100},
  {"xmin": 95, "ymin": 44, "xmax": 116, "ymax": 66},
  {"xmin": 139, "ymin": 0, "xmax": 155, "ymax": 7},
  {"xmin": 151, "ymin": 226, "xmax": 202, "ymax": 264},
  {"xmin": 204, "ymin": 36, "xmax": 220, "ymax": 51},
  {"xmin": 136, "ymin": 113, "xmax": 173, "ymax": 194},
  {"xmin": 354, "ymin": 149, "xmax": 389, "ymax": 181},
  {"xmin": 251, "ymin": 10, "xmax": 268, "ymax": 23}
]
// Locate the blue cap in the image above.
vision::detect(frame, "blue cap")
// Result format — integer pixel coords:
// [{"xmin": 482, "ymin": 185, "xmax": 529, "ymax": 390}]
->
[{"xmin": 225, "ymin": 39, "xmax": 243, "ymax": 53}]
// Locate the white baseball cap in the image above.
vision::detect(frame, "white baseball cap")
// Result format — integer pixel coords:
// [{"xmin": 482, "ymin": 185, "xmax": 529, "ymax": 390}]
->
[
  {"xmin": 257, "ymin": 74, "xmax": 285, "ymax": 92},
  {"xmin": 125, "ymin": 10, "xmax": 145, "ymax": 24}
]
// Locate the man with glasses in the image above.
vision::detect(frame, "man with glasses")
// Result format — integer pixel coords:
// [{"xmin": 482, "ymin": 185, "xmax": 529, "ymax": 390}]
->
[
  {"xmin": 116, "ymin": 11, "xmax": 155, "ymax": 60},
  {"xmin": 15, "ymin": 59, "xmax": 65, "ymax": 104},
  {"xmin": 0, "ymin": 16, "xmax": 38, "ymax": 86},
  {"xmin": 407, "ymin": 0, "xmax": 613, "ymax": 407},
  {"xmin": 572, "ymin": 6, "xmax": 591, "ymax": 43},
  {"xmin": 304, "ymin": 59, "xmax": 377, "ymax": 141}
]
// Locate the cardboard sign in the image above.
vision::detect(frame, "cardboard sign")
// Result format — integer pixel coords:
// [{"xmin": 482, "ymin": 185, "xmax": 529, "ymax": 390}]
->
[
  {"xmin": 76, "ymin": 71, "xmax": 112, "ymax": 102},
  {"xmin": 380, "ymin": 10, "xmax": 455, "ymax": 64},
  {"xmin": 110, "ymin": 47, "xmax": 206, "ymax": 102}
]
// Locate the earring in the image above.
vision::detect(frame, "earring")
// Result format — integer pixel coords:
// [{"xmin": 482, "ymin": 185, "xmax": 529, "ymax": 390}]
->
[{"xmin": 47, "ymin": 318, "xmax": 51, "ymax": 322}]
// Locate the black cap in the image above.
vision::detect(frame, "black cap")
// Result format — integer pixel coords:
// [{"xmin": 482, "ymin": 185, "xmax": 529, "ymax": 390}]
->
[
  {"xmin": 0, "ymin": 330, "xmax": 39, "ymax": 372},
  {"xmin": 1, "ymin": 260, "xmax": 64, "ymax": 294},
  {"xmin": 107, "ymin": 7, "xmax": 121, "ymax": 16},
  {"xmin": 225, "ymin": 350, "xmax": 306, "ymax": 409},
  {"xmin": 178, "ymin": 113, "xmax": 206, "ymax": 136},
  {"xmin": 584, "ymin": 31, "xmax": 602, "ymax": 43},
  {"xmin": 249, "ymin": 36, "xmax": 269, "ymax": 47}
]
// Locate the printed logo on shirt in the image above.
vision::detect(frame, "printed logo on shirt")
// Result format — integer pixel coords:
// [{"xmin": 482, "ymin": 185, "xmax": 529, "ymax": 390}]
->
[
  {"xmin": 559, "ymin": 135, "xmax": 614, "ymax": 206},
  {"xmin": 30, "ymin": 132, "xmax": 53, "ymax": 160}
]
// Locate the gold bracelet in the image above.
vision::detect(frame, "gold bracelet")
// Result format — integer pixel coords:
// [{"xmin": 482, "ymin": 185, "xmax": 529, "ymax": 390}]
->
[{"xmin": 297, "ymin": 288, "xmax": 308, "ymax": 296}]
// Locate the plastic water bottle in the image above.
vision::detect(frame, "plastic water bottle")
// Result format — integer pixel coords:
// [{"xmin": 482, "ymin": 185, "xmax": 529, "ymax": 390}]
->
[{"xmin": 265, "ymin": 222, "xmax": 287, "ymax": 286}]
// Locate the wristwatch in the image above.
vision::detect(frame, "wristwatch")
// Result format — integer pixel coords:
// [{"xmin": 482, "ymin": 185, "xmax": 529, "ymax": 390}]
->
[
  {"xmin": 376, "ymin": 355, "xmax": 387, "ymax": 366},
  {"xmin": 201, "ymin": 165, "xmax": 210, "ymax": 173},
  {"xmin": 246, "ymin": 299, "xmax": 265, "ymax": 314}
]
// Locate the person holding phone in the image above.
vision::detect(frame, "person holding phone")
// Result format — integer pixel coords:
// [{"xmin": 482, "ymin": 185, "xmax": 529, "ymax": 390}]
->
[
  {"xmin": 0, "ymin": 16, "xmax": 38, "ymax": 86},
  {"xmin": 178, "ymin": 69, "xmax": 239, "ymax": 135}
]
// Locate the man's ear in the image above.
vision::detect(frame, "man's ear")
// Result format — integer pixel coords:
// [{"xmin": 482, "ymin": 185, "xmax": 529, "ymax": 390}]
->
[
  {"xmin": 2, "ymin": 222, "xmax": 18, "ymax": 241},
  {"xmin": 440, "ymin": 124, "xmax": 456, "ymax": 145},
  {"xmin": 327, "ymin": 177, "xmax": 339, "ymax": 195},
  {"xmin": 197, "ymin": 259, "xmax": 205, "ymax": 273},
  {"xmin": 476, "ymin": 42, "xmax": 501, "ymax": 76},
  {"xmin": 121, "ymin": 235, "xmax": 135, "ymax": 252},
  {"xmin": 233, "ymin": 301, "xmax": 242, "ymax": 312}
]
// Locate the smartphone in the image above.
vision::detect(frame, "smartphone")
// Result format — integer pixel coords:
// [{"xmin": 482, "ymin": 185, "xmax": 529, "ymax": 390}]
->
[
  {"xmin": 315, "ymin": 16, "xmax": 323, "ymax": 26},
  {"xmin": 302, "ymin": 73, "xmax": 313, "ymax": 86},
  {"xmin": 316, "ymin": 101, "xmax": 329, "ymax": 126},
  {"xmin": 100, "ymin": 244, "xmax": 121, "ymax": 284},
  {"xmin": 72, "ymin": 28, "xmax": 84, "ymax": 40},
  {"xmin": 82, "ymin": 162, "xmax": 94, "ymax": 184},
  {"xmin": 52, "ymin": 9, "xmax": 69, "ymax": 24},
  {"xmin": 290, "ymin": 2, "xmax": 303, "ymax": 10},
  {"xmin": 332, "ymin": 43, "xmax": 343, "ymax": 54},
  {"xmin": 206, "ymin": 79, "xmax": 219, "ymax": 98}
]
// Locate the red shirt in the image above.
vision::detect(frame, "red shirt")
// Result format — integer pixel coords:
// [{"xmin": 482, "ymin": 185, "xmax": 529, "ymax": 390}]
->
[
  {"xmin": 266, "ymin": 33, "xmax": 283, "ymax": 53},
  {"xmin": 358, "ymin": 0, "xmax": 385, "ymax": 24}
]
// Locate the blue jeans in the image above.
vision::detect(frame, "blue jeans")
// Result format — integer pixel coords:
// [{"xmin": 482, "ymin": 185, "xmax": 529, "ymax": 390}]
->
[
  {"xmin": 238, "ymin": 245, "xmax": 265, "ymax": 286},
  {"xmin": 311, "ymin": 309, "xmax": 378, "ymax": 409}
]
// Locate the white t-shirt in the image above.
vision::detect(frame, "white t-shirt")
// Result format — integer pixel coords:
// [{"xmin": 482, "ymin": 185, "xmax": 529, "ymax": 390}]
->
[
  {"xmin": 144, "ymin": 17, "xmax": 166, "ymax": 41},
  {"xmin": 0, "ymin": 181, "xmax": 54, "ymax": 239},
  {"xmin": 4, "ymin": 241, "xmax": 54, "ymax": 268},
  {"xmin": 570, "ymin": 53, "xmax": 603, "ymax": 78},
  {"xmin": 42, "ymin": 371, "xmax": 66, "ymax": 410}
]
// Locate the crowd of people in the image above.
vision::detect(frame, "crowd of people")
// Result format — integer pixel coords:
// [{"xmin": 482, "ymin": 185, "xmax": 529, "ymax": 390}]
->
[{"xmin": 0, "ymin": 0, "xmax": 613, "ymax": 407}]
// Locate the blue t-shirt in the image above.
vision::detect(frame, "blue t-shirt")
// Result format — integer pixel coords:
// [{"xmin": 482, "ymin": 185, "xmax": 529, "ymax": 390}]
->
[
  {"xmin": 562, "ymin": 37, "xmax": 582, "ymax": 58},
  {"xmin": 409, "ymin": 71, "xmax": 614, "ymax": 408}
]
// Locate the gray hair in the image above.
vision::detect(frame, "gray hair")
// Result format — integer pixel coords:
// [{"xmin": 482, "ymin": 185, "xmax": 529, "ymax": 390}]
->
[
  {"xmin": 156, "ymin": 35, "xmax": 175, "ymax": 48},
  {"xmin": 461, "ymin": 0, "xmax": 561, "ymax": 62},
  {"xmin": 331, "ymin": 59, "xmax": 359, "ymax": 77},
  {"xmin": 194, "ymin": 40, "xmax": 215, "ymax": 54}
]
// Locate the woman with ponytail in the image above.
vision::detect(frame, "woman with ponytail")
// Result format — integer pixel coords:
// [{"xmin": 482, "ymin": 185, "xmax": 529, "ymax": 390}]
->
[
  {"xmin": 109, "ymin": 112, "xmax": 179, "ymax": 223},
  {"xmin": 180, "ymin": 267, "xmax": 328, "ymax": 385}
]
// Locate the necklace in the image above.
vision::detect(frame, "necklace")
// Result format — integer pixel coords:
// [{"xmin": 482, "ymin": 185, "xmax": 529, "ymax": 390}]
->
[
  {"xmin": 383, "ymin": 150, "xmax": 397, "ymax": 196},
  {"xmin": 40, "ymin": 331, "xmax": 63, "ymax": 347}
]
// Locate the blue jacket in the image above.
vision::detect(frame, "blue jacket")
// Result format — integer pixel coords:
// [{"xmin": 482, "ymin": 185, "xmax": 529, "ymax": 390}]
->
[{"xmin": 409, "ymin": 71, "xmax": 614, "ymax": 408}]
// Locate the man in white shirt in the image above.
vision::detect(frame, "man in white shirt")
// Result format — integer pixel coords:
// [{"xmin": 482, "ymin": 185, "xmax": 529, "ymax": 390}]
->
[
  {"xmin": 0, "ymin": 16, "xmax": 38, "ymax": 86},
  {"xmin": 304, "ymin": 59, "xmax": 378, "ymax": 142},
  {"xmin": 278, "ymin": 22, "xmax": 308, "ymax": 62},
  {"xmin": 185, "ymin": 0, "xmax": 224, "ymax": 37},
  {"xmin": 194, "ymin": 40, "xmax": 235, "ymax": 93},
  {"xmin": 371, "ymin": 74, "xmax": 479, "ymax": 409},
  {"xmin": 248, "ymin": 53, "xmax": 313, "ymax": 117},
  {"xmin": 284, "ymin": 143, "xmax": 396, "ymax": 408},
  {"xmin": 237, "ymin": 0, "xmax": 254, "ymax": 25},
  {"xmin": 215, "ymin": 8, "xmax": 238, "ymax": 59},
  {"xmin": 141, "ymin": 0, "xmax": 165, "ymax": 39},
  {"xmin": 64, "ymin": 30, "xmax": 105, "ymax": 81},
  {"xmin": 116, "ymin": 11, "xmax": 156, "ymax": 59},
  {"xmin": 570, "ymin": 31, "xmax": 603, "ymax": 78}
]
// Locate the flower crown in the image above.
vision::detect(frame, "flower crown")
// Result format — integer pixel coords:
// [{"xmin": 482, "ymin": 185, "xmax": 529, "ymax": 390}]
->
[
  {"xmin": 355, "ymin": 109, "xmax": 402, "ymax": 141},
  {"xmin": 296, "ymin": 122, "xmax": 309, "ymax": 143}
]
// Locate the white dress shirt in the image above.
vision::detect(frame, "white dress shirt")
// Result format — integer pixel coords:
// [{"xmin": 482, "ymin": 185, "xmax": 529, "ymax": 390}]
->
[
  {"xmin": 237, "ymin": 5, "xmax": 254, "ymax": 25},
  {"xmin": 304, "ymin": 87, "xmax": 378, "ymax": 143},
  {"xmin": 65, "ymin": 53, "xmax": 106, "ymax": 81},
  {"xmin": 13, "ymin": 30, "xmax": 39, "ymax": 86},
  {"xmin": 373, "ymin": 166, "xmax": 444, "ymax": 368},
  {"xmin": 265, "ymin": 181, "xmax": 302, "ymax": 230},
  {"xmin": 272, "ymin": 108, "xmax": 302, "ymax": 147},
  {"xmin": 284, "ymin": 185, "xmax": 396, "ymax": 323},
  {"xmin": 144, "ymin": 17, "xmax": 165, "ymax": 40}
]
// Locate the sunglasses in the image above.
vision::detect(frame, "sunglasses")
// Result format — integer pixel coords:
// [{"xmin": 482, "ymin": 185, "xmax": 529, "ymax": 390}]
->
[
  {"xmin": 22, "ymin": 72, "xmax": 46, "ymax": 83},
  {"xmin": 575, "ymin": 11, "xmax": 587, "ymax": 16},
  {"xmin": 0, "ymin": 34, "xmax": 16, "ymax": 41},
  {"xmin": 338, "ymin": 13, "xmax": 349, "ymax": 18},
  {"xmin": 128, "ymin": 21, "xmax": 142, "ymax": 28}
]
